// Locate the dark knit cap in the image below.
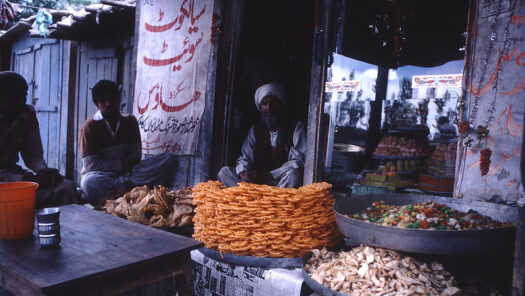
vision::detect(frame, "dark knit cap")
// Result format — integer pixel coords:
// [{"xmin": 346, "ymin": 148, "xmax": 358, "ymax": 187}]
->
[{"xmin": 0, "ymin": 71, "xmax": 28, "ymax": 99}]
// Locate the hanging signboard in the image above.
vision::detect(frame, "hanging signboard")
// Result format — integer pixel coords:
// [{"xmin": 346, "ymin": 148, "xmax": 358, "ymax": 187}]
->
[
  {"xmin": 325, "ymin": 80, "xmax": 361, "ymax": 93},
  {"xmin": 411, "ymin": 74, "xmax": 463, "ymax": 88},
  {"xmin": 133, "ymin": 0, "xmax": 214, "ymax": 155}
]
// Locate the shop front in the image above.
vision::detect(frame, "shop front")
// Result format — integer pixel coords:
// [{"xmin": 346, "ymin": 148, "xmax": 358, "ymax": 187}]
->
[
  {"xmin": 1, "ymin": 0, "xmax": 522, "ymax": 295},
  {"xmin": 205, "ymin": 0, "xmax": 524, "ymax": 294}
]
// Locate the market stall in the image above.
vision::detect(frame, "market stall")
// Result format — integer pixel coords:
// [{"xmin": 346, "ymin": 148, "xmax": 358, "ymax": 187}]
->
[{"xmin": 352, "ymin": 126, "xmax": 432, "ymax": 195}]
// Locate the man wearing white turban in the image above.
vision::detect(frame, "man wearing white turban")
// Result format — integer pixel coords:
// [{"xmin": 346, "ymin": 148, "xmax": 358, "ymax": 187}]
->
[{"xmin": 218, "ymin": 82, "xmax": 306, "ymax": 188}]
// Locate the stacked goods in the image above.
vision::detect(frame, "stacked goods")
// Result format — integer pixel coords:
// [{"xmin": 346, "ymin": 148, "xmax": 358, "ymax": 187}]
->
[
  {"xmin": 373, "ymin": 136, "xmax": 430, "ymax": 157},
  {"xmin": 363, "ymin": 135, "xmax": 431, "ymax": 190},
  {"xmin": 192, "ymin": 181, "xmax": 341, "ymax": 258},
  {"xmin": 377, "ymin": 159, "xmax": 427, "ymax": 173},
  {"xmin": 103, "ymin": 185, "xmax": 195, "ymax": 228},
  {"xmin": 430, "ymin": 143, "xmax": 457, "ymax": 163},
  {"xmin": 418, "ymin": 174, "xmax": 455, "ymax": 193},
  {"xmin": 362, "ymin": 172, "xmax": 416, "ymax": 188},
  {"xmin": 305, "ymin": 246, "xmax": 461, "ymax": 296},
  {"xmin": 427, "ymin": 143, "xmax": 456, "ymax": 177},
  {"xmin": 350, "ymin": 200, "xmax": 514, "ymax": 230},
  {"xmin": 420, "ymin": 142, "xmax": 457, "ymax": 193}
]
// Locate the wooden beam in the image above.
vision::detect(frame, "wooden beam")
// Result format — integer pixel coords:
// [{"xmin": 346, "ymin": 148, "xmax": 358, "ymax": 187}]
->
[
  {"xmin": 513, "ymin": 206, "xmax": 525, "ymax": 296},
  {"xmin": 84, "ymin": 4, "xmax": 108, "ymax": 13},
  {"xmin": 365, "ymin": 67, "xmax": 387, "ymax": 158},
  {"xmin": 101, "ymin": 0, "xmax": 135, "ymax": 9},
  {"xmin": 0, "ymin": 22, "xmax": 31, "ymax": 43},
  {"xmin": 193, "ymin": 0, "xmax": 221, "ymax": 184},
  {"xmin": 514, "ymin": 102, "xmax": 525, "ymax": 295},
  {"xmin": 209, "ymin": 0, "xmax": 245, "ymax": 179},
  {"xmin": 304, "ymin": 0, "xmax": 337, "ymax": 184}
]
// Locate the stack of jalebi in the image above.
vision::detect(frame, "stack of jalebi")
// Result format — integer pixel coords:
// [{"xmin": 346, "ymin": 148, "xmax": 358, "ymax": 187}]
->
[{"xmin": 192, "ymin": 181, "xmax": 342, "ymax": 258}]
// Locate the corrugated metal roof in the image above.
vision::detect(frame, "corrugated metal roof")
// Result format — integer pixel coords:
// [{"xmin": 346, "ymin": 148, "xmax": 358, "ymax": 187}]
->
[{"xmin": 0, "ymin": 0, "xmax": 135, "ymax": 43}]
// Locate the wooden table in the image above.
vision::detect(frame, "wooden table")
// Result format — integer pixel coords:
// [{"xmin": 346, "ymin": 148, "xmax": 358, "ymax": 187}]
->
[{"xmin": 0, "ymin": 204, "xmax": 203, "ymax": 296}]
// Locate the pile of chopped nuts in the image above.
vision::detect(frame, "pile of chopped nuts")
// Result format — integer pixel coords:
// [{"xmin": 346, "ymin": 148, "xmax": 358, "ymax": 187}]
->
[{"xmin": 304, "ymin": 245, "xmax": 461, "ymax": 296}]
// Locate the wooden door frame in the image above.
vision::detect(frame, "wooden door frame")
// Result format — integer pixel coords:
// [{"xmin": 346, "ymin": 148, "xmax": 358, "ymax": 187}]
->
[
  {"xmin": 208, "ymin": 0, "xmax": 245, "ymax": 180},
  {"xmin": 303, "ymin": 0, "xmax": 339, "ymax": 184}
]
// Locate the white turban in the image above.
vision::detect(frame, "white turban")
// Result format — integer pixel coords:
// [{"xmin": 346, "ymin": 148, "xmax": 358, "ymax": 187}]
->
[{"xmin": 254, "ymin": 83, "xmax": 287, "ymax": 111}]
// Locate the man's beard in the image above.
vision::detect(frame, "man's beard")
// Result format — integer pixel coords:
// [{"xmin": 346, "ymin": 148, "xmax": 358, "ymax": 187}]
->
[{"xmin": 261, "ymin": 112, "xmax": 282, "ymax": 130}]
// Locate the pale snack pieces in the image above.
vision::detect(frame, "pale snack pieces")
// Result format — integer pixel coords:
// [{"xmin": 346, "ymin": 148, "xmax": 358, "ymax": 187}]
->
[
  {"xmin": 103, "ymin": 185, "xmax": 195, "ymax": 228},
  {"xmin": 305, "ymin": 245, "xmax": 461, "ymax": 296}
]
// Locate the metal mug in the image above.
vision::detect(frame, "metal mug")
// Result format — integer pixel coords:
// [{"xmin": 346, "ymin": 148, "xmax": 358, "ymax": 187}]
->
[
  {"xmin": 35, "ymin": 208, "xmax": 61, "ymax": 247},
  {"xmin": 36, "ymin": 207, "xmax": 60, "ymax": 224},
  {"xmin": 38, "ymin": 233, "xmax": 61, "ymax": 247},
  {"xmin": 37, "ymin": 222, "xmax": 60, "ymax": 236}
]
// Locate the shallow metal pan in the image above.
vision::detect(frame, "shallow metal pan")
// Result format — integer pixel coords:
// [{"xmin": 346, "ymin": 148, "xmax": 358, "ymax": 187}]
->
[
  {"xmin": 197, "ymin": 247, "xmax": 302, "ymax": 269},
  {"xmin": 333, "ymin": 194, "xmax": 517, "ymax": 254}
]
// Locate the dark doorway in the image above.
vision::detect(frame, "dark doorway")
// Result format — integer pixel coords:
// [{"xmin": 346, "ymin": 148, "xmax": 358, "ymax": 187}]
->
[{"xmin": 216, "ymin": 0, "xmax": 315, "ymax": 174}]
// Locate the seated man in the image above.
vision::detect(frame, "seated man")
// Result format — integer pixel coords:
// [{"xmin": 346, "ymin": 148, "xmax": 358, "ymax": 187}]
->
[
  {"xmin": 0, "ymin": 71, "xmax": 80, "ymax": 209},
  {"xmin": 79, "ymin": 80, "xmax": 177, "ymax": 205},
  {"xmin": 218, "ymin": 82, "xmax": 306, "ymax": 188}
]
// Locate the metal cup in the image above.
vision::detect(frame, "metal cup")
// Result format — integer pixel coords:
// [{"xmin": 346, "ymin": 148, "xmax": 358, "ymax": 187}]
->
[
  {"xmin": 38, "ymin": 233, "xmax": 61, "ymax": 247},
  {"xmin": 35, "ymin": 208, "xmax": 61, "ymax": 247},
  {"xmin": 36, "ymin": 207, "xmax": 60, "ymax": 223},
  {"xmin": 37, "ymin": 222, "xmax": 60, "ymax": 235}
]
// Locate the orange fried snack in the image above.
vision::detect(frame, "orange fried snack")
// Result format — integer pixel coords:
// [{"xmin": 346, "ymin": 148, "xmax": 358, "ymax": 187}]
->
[{"xmin": 192, "ymin": 181, "xmax": 342, "ymax": 258}]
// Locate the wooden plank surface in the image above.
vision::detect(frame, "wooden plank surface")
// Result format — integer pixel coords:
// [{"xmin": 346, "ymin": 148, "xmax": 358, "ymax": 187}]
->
[
  {"xmin": 59, "ymin": 41, "xmax": 71, "ymax": 176},
  {"xmin": 0, "ymin": 205, "xmax": 202, "ymax": 295},
  {"xmin": 34, "ymin": 43, "xmax": 50, "ymax": 163},
  {"xmin": 73, "ymin": 44, "xmax": 88, "ymax": 182},
  {"xmin": 47, "ymin": 42, "xmax": 60, "ymax": 170},
  {"xmin": 121, "ymin": 39, "xmax": 134, "ymax": 115}
]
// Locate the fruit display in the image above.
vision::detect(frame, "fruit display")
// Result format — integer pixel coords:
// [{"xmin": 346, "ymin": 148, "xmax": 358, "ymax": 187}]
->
[
  {"xmin": 350, "ymin": 200, "xmax": 514, "ymax": 230},
  {"xmin": 360, "ymin": 155, "xmax": 427, "ymax": 189},
  {"xmin": 361, "ymin": 172, "xmax": 417, "ymax": 188},
  {"xmin": 373, "ymin": 136, "xmax": 431, "ymax": 157},
  {"xmin": 377, "ymin": 159, "xmax": 427, "ymax": 174},
  {"xmin": 357, "ymin": 131, "xmax": 434, "ymax": 191}
]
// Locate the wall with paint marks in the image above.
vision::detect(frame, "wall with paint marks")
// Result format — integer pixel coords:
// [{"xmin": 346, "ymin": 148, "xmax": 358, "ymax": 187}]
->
[{"xmin": 456, "ymin": 0, "xmax": 525, "ymax": 203}]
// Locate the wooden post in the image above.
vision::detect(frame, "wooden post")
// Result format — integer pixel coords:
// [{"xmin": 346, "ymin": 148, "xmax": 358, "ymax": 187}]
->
[
  {"xmin": 365, "ymin": 67, "xmax": 387, "ymax": 159},
  {"xmin": 513, "ymin": 104, "xmax": 525, "ymax": 295},
  {"xmin": 304, "ymin": 0, "xmax": 337, "ymax": 184},
  {"xmin": 209, "ymin": 0, "xmax": 245, "ymax": 179},
  {"xmin": 513, "ymin": 206, "xmax": 525, "ymax": 295}
]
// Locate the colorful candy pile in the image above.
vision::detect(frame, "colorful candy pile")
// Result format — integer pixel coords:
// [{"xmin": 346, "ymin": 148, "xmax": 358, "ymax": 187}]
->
[{"xmin": 350, "ymin": 200, "xmax": 513, "ymax": 230}]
